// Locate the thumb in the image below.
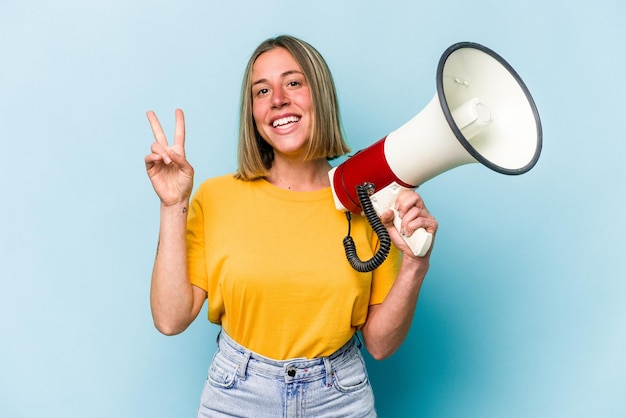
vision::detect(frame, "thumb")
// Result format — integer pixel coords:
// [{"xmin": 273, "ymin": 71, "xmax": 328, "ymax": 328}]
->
[{"xmin": 379, "ymin": 209, "xmax": 395, "ymax": 226}]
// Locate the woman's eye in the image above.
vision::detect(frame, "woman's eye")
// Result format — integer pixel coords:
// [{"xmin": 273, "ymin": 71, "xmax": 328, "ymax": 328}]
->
[
  {"xmin": 287, "ymin": 80, "xmax": 300, "ymax": 88},
  {"xmin": 256, "ymin": 88, "xmax": 269, "ymax": 96}
]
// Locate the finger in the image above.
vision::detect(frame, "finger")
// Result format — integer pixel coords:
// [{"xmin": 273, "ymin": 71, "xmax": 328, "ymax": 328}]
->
[
  {"xmin": 398, "ymin": 201, "xmax": 432, "ymax": 231},
  {"xmin": 395, "ymin": 190, "xmax": 424, "ymax": 217},
  {"xmin": 151, "ymin": 141, "xmax": 172, "ymax": 164},
  {"xmin": 144, "ymin": 152, "xmax": 164, "ymax": 175},
  {"xmin": 146, "ymin": 110, "xmax": 169, "ymax": 147},
  {"xmin": 380, "ymin": 208, "xmax": 424, "ymax": 255},
  {"xmin": 173, "ymin": 109, "xmax": 186, "ymax": 151},
  {"xmin": 379, "ymin": 209, "xmax": 406, "ymax": 244},
  {"xmin": 144, "ymin": 152, "xmax": 163, "ymax": 165},
  {"xmin": 168, "ymin": 149, "xmax": 194, "ymax": 176},
  {"xmin": 402, "ymin": 214, "xmax": 438, "ymax": 236},
  {"xmin": 399, "ymin": 194, "xmax": 436, "ymax": 232}
]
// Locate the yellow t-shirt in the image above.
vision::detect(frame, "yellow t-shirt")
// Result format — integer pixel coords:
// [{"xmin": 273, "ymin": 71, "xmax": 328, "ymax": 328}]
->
[{"xmin": 186, "ymin": 174, "xmax": 401, "ymax": 360}]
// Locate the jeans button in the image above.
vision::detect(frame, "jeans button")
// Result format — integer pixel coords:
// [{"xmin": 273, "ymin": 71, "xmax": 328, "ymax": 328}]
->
[{"xmin": 287, "ymin": 367, "xmax": 296, "ymax": 377}]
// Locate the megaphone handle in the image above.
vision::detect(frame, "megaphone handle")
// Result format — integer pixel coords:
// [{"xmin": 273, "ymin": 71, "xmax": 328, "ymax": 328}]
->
[
  {"xmin": 391, "ymin": 210, "xmax": 433, "ymax": 257},
  {"xmin": 370, "ymin": 182, "xmax": 433, "ymax": 257}
]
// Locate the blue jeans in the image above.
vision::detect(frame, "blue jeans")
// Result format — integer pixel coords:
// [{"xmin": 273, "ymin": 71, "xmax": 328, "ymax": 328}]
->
[{"xmin": 197, "ymin": 331, "xmax": 377, "ymax": 417}]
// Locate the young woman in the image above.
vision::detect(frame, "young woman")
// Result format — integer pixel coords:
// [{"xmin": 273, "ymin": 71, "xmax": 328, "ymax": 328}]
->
[{"xmin": 145, "ymin": 35, "xmax": 438, "ymax": 417}]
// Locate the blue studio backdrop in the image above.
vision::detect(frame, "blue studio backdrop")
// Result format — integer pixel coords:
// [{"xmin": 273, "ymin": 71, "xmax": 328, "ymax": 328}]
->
[{"xmin": 1, "ymin": 1, "xmax": 625, "ymax": 417}]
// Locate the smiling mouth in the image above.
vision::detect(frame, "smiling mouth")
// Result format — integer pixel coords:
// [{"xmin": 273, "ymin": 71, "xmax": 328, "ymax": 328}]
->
[{"xmin": 272, "ymin": 116, "xmax": 300, "ymax": 128}]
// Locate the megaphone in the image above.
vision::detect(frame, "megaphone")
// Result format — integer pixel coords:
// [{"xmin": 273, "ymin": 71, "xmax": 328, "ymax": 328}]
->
[{"xmin": 329, "ymin": 42, "xmax": 542, "ymax": 271}]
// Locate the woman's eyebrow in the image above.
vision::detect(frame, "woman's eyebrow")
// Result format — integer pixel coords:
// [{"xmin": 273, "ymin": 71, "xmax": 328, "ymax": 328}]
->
[{"xmin": 252, "ymin": 70, "xmax": 304, "ymax": 86}]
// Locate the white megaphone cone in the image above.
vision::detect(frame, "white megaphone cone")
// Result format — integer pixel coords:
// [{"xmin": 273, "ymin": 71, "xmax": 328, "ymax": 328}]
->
[{"xmin": 330, "ymin": 42, "xmax": 542, "ymax": 270}]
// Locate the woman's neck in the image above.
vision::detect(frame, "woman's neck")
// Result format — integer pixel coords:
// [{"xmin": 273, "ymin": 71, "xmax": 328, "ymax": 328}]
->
[{"xmin": 266, "ymin": 158, "xmax": 332, "ymax": 191}]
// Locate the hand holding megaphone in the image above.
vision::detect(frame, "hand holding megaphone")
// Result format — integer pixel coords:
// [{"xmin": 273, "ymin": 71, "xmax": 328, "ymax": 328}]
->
[
  {"xmin": 330, "ymin": 42, "xmax": 542, "ymax": 272},
  {"xmin": 370, "ymin": 182, "xmax": 434, "ymax": 257}
]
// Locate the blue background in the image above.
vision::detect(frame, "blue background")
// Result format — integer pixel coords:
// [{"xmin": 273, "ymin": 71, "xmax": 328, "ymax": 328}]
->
[{"xmin": 1, "ymin": 0, "xmax": 624, "ymax": 417}]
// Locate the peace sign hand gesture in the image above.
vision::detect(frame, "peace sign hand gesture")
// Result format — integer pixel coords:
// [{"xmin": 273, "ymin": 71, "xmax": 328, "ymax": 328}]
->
[{"xmin": 144, "ymin": 109, "xmax": 194, "ymax": 207}]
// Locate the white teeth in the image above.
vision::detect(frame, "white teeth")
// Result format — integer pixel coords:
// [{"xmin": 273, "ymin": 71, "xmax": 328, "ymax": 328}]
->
[{"xmin": 272, "ymin": 116, "xmax": 299, "ymax": 128}]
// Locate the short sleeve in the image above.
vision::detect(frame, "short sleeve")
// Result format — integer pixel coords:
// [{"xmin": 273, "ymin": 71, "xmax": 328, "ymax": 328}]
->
[{"xmin": 186, "ymin": 187, "xmax": 208, "ymax": 292}]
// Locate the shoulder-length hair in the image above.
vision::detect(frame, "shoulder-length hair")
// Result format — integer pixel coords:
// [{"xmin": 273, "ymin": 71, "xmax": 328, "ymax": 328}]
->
[{"xmin": 235, "ymin": 35, "xmax": 350, "ymax": 180}]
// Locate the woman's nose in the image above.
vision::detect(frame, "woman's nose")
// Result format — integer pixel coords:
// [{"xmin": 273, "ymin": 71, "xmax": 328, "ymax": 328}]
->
[{"xmin": 271, "ymin": 87, "xmax": 289, "ymax": 108}]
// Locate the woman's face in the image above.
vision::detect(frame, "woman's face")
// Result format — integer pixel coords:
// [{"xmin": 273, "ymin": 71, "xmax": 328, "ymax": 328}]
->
[{"xmin": 251, "ymin": 47, "xmax": 313, "ymax": 161}]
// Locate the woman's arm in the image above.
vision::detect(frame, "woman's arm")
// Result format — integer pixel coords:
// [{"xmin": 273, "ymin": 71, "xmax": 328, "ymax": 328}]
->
[
  {"xmin": 145, "ymin": 109, "xmax": 206, "ymax": 335},
  {"xmin": 150, "ymin": 201, "xmax": 207, "ymax": 335},
  {"xmin": 361, "ymin": 190, "xmax": 437, "ymax": 360}
]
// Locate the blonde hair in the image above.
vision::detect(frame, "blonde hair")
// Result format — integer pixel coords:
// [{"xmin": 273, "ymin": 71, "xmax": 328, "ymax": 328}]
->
[{"xmin": 235, "ymin": 35, "xmax": 350, "ymax": 180}]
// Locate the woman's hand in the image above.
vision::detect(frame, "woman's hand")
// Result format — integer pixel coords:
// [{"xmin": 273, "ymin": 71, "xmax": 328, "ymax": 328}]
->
[
  {"xmin": 379, "ymin": 190, "xmax": 438, "ymax": 261},
  {"xmin": 144, "ymin": 109, "xmax": 194, "ymax": 206}
]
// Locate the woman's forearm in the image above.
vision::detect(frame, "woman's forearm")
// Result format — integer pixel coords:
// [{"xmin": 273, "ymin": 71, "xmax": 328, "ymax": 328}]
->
[
  {"xmin": 361, "ymin": 257, "xmax": 428, "ymax": 360},
  {"xmin": 150, "ymin": 200, "xmax": 198, "ymax": 335}
]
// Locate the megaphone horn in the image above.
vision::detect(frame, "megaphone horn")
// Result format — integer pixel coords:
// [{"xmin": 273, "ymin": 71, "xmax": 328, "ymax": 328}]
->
[{"xmin": 330, "ymin": 42, "xmax": 542, "ymax": 271}]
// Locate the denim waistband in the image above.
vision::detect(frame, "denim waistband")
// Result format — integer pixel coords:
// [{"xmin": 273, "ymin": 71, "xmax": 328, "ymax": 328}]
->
[{"xmin": 216, "ymin": 331, "xmax": 362, "ymax": 385}]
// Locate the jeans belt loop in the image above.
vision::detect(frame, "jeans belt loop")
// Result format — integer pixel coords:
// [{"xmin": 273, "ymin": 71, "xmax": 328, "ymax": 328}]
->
[
  {"xmin": 323, "ymin": 356, "xmax": 333, "ymax": 387},
  {"xmin": 239, "ymin": 350, "xmax": 251, "ymax": 380}
]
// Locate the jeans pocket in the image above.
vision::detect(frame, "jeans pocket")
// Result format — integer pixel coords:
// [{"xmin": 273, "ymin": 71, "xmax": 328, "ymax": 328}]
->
[
  {"xmin": 332, "ymin": 353, "xmax": 370, "ymax": 393},
  {"xmin": 207, "ymin": 354, "xmax": 238, "ymax": 389}
]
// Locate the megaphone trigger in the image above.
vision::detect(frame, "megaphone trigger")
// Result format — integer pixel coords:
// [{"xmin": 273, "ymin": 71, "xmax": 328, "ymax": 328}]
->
[{"xmin": 369, "ymin": 182, "xmax": 434, "ymax": 257}]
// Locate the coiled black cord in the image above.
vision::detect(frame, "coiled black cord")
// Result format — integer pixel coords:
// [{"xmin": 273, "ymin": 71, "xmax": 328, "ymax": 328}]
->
[{"xmin": 343, "ymin": 183, "xmax": 391, "ymax": 272}]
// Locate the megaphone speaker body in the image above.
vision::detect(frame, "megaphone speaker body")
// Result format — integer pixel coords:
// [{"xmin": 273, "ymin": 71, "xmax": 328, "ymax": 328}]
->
[{"xmin": 330, "ymin": 42, "xmax": 542, "ymax": 258}]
